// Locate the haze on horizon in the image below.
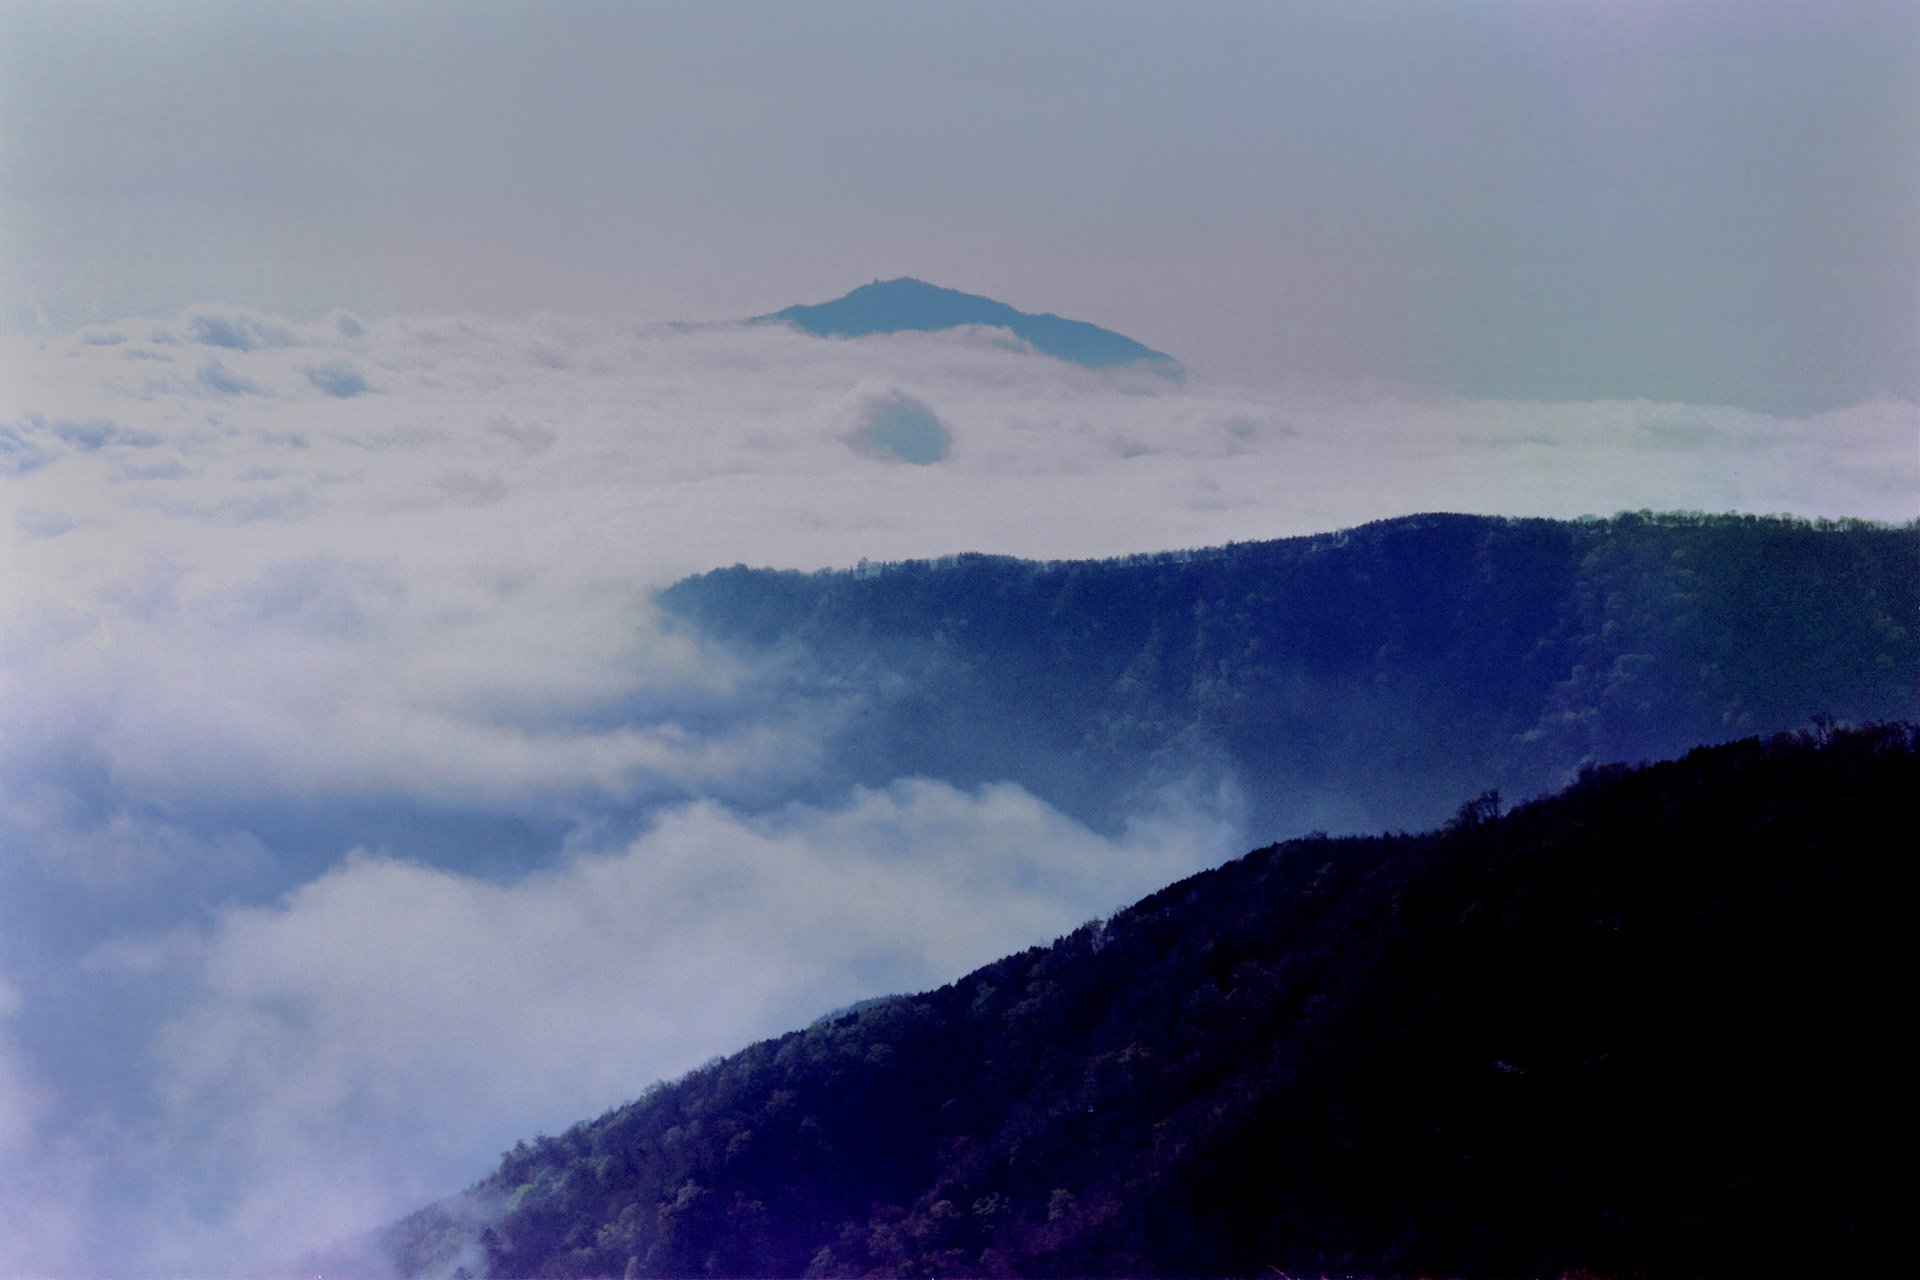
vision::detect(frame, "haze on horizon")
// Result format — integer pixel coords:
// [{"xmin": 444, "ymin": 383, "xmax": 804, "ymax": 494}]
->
[
  {"xmin": 4, "ymin": 0, "xmax": 1916, "ymax": 410},
  {"xmin": 0, "ymin": 2, "xmax": 1915, "ymax": 1276}
]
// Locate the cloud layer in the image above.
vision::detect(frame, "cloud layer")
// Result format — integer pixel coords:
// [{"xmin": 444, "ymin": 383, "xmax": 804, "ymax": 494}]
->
[
  {"xmin": 0, "ymin": 308, "xmax": 1913, "ymax": 1274},
  {"xmin": 88, "ymin": 782, "xmax": 1233, "ymax": 1274}
]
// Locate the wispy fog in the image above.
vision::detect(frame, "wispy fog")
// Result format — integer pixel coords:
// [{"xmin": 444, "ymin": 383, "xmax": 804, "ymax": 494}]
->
[{"xmin": 0, "ymin": 309, "xmax": 1913, "ymax": 1274}]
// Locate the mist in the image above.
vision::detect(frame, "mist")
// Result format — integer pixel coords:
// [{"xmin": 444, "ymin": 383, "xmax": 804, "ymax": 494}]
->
[
  {"xmin": 0, "ymin": 305, "xmax": 1912, "ymax": 1274},
  {"xmin": 0, "ymin": 0, "xmax": 1915, "ymax": 1270}
]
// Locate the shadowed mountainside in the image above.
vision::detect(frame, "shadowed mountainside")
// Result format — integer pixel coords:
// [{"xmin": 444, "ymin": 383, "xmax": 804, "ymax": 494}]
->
[
  {"xmin": 762, "ymin": 278, "xmax": 1178, "ymax": 370},
  {"xmin": 346, "ymin": 724, "xmax": 1915, "ymax": 1279},
  {"xmin": 661, "ymin": 512, "xmax": 1918, "ymax": 842}
]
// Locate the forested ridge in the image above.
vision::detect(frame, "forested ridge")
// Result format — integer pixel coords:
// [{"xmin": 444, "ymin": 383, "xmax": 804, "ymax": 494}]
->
[
  {"xmin": 351, "ymin": 724, "xmax": 1917, "ymax": 1279},
  {"xmin": 660, "ymin": 512, "xmax": 1917, "ymax": 838}
]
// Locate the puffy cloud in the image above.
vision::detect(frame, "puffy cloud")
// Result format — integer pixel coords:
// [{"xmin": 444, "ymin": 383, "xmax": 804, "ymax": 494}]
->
[
  {"xmin": 9, "ymin": 308, "xmax": 1904, "ymax": 855},
  {"xmin": 0, "ymin": 979, "xmax": 91, "ymax": 1279},
  {"xmin": 179, "ymin": 309, "xmax": 297, "ymax": 353},
  {"xmin": 0, "ymin": 305, "xmax": 1911, "ymax": 1274},
  {"xmin": 0, "ymin": 421, "xmax": 58, "ymax": 475},
  {"xmin": 849, "ymin": 389, "xmax": 951, "ymax": 464},
  {"xmin": 303, "ymin": 360, "xmax": 371, "ymax": 399},
  {"xmin": 83, "ymin": 780, "xmax": 1236, "ymax": 1273}
]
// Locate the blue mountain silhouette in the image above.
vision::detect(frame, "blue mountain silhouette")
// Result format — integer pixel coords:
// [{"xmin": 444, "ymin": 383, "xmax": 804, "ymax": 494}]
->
[{"xmin": 764, "ymin": 278, "xmax": 1177, "ymax": 371}]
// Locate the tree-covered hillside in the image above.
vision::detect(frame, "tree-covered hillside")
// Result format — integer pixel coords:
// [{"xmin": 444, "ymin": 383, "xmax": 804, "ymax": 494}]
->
[
  {"xmin": 661, "ymin": 512, "xmax": 1917, "ymax": 840},
  {"xmin": 354, "ymin": 724, "xmax": 1915, "ymax": 1279}
]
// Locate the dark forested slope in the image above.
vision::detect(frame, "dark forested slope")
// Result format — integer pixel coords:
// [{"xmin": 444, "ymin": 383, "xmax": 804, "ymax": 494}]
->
[
  {"xmin": 364, "ymin": 725, "xmax": 1916, "ymax": 1279},
  {"xmin": 662, "ymin": 512, "xmax": 1917, "ymax": 838}
]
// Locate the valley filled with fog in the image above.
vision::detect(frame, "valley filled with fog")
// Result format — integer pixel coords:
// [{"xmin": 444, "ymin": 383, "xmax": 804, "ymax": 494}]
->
[
  {"xmin": 1, "ymin": 306, "xmax": 1913, "ymax": 1275},
  {"xmin": 3, "ymin": 0, "xmax": 1915, "ymax": 1272}
]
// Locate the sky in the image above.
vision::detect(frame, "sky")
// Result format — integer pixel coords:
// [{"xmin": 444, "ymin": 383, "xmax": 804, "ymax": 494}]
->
[
  {"xmin": 4, "ymin": 0, "xmax": 1916, "ymax": 407},
  {"xmin": 0, "ymin": 2, "xmax": 1915, "ymax": 1276}
]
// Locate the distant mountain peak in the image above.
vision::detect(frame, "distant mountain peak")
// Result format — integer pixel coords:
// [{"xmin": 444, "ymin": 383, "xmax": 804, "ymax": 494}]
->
[{"xmin": 761, "ymin": 278, "xmax": 1178, "ymax": 371}]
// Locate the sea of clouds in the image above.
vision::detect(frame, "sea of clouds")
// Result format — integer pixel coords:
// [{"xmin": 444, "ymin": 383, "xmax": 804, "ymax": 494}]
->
[{"xmin": 0, "ymin": 307, "xmax": 1913, "ymax": 1275}]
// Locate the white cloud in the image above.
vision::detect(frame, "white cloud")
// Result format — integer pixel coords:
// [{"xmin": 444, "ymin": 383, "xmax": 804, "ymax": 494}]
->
[
  {"xmin": 88, "ymin": 779, "xmax": 1236, "ymax": 1274},
  {"xmin": 4, "ymin": 307, "xmax": 1903, "ymax": 820},
  {"xmin": 0, "ymin": 306, "xmax": 1912, "ymax": 1274},
  {"xmin": 0, "ymin": 978, "xmax": 90, "ymax": 1279}
]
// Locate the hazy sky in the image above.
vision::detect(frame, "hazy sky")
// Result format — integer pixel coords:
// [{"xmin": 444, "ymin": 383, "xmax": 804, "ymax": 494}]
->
[
  {"xmin": 0, "ymin": 3, "xmax": 1915, "ymax": 1275},
  {"xmin": 3, "ymin": 0, "xmax": 1915, "ymax": 408}
]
